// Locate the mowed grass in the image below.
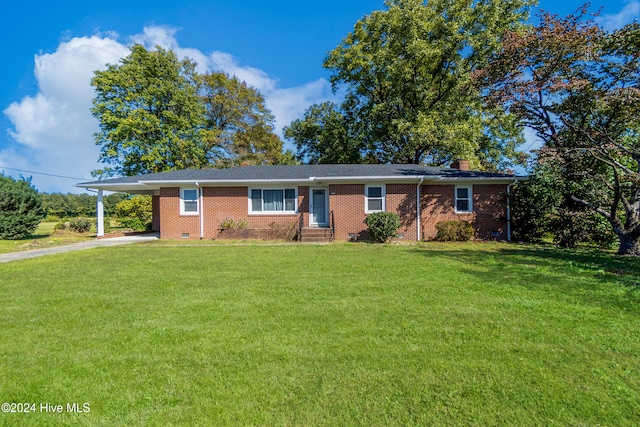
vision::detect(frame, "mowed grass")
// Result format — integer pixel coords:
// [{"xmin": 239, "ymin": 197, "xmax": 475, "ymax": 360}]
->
[{"xmin": 1, "ymin": 242, "xmax": 639, "ymax": 426}]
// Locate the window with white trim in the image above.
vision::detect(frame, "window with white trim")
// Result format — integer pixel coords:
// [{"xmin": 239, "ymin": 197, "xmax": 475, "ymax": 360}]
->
[
  {"xmin": 365, "ymin": 185, "xmax": 385, "ymax": 213},
  {"xmin": 180, "ymin": 188, "xmax": 199, "ymax": 215},
  {"xmin": 455, "ymin": 185, "xmax": 473, "ymax": 213},
  {"xmin": 249, "ymin": 188, "xmax": 297, "ymax": 213}
]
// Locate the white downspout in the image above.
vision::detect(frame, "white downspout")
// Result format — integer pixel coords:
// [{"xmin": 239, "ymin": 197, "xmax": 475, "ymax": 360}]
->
[
  {"xmin": 506, "ymin": 180, "xmax": 518, "ymax": 242},
  {"xmin": 196, "ymin": 182, "xmax": 204, "ymax": 239},
  {"xmin": 96, "ymin": 189, "xmax": 104, "ymax": 238},
  {"xmin": 416, "ymin": 177, "xmax": 425, "ymax": 241}
]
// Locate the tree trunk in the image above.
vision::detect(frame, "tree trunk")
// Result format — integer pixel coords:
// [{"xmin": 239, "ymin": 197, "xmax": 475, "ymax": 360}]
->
[{"xmin": 617, "ymin": 233, "xmax": 640, "ymax": 256}]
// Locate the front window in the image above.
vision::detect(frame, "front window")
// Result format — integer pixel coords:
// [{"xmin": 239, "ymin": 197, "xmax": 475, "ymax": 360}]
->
[
  {"xmin": 365, "ymin": 185, "xmax": 385, "ymax": 213},
  {"xmin": 455, "ymin": 185, "xmax": 472, "ymax": 213},
  {"xmin": 181, "ymin": 188, "xmax": 199, "ymax": 215},
  {"xmin": 250, "ymin": 188, "xmax": 297, "ymax": 213}
]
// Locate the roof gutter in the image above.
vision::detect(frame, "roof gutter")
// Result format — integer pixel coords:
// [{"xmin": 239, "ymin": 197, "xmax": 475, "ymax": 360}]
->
[
  {"xmin": 506, "ymin": 179, "xmax": 520, "ymax": 242},
  {"xmin": 433, "ymin": 176, "xmax": 523, "ymax": 183},
  {"xmin": 140, "ymin": 178, "xmax": 309, "ymax": 185},
  {"xmin": 78, "ymin": 174, "xmax": 526, "ymax": 190},
  {"xmin": 196, "ymin": 182, "xmax": 204, "ymax": 240},
  {"xmin": 416, "ymin": 176, "xmax": 425, "ymax": 241}
]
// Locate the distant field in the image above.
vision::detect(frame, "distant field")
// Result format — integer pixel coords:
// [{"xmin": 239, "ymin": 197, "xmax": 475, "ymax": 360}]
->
[
  {"xmin": 1, "ymin": 242, "xmax": 639, "ymax": 426},
  {"xmin": 0, "ymin": 222, "xmax": 94, "ymax": 254}
]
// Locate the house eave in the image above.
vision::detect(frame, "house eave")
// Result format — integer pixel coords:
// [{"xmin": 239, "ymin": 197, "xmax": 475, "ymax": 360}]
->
[
  {"xmin": 140, "ymin": 178, "xmax": 308, "ymax": 186},
  {"xmin": 77, "ymin": 173, "xmax": 526, "ymax": 193},
  {"xmin": 76, "ymin": 182, "xmax": 156, "ymax": 192},
  {"xmin": 431, "ymin": 176, "xmax": 526, "ymax": 184},
  {"xmin": 142, "ymin": 175, "xmax": 521, "ymax": 185}
]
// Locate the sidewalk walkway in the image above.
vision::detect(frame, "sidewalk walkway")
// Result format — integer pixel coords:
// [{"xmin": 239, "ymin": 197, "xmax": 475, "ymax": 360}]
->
[{"xmin": 0, "ymin": 233, "xmax": 159, "ymax": 264}]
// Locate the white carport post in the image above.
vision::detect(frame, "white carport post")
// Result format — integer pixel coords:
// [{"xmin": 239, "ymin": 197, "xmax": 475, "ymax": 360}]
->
[{"xmin": 97, "ymin": 189, "xmax": 105, "ymax": 238}]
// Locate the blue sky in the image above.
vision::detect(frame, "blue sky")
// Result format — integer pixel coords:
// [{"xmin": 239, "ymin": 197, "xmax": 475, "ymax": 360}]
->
[{"xmin": 1, "ymin": 0, "xmax": 638, "ymax": 193}]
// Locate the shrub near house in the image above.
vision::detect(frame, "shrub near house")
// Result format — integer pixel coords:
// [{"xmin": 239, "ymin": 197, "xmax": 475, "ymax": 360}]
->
[
  {"xmin": 365, "ymin": 212, "xmax": 401, "ymax": 243},
  {"xmin": 115, "ymin": 195, "xmax": 153, "ymax": 231},
  {"xmin": 436, "ymin": 220, "xmax": 474, "ymax": 241}
]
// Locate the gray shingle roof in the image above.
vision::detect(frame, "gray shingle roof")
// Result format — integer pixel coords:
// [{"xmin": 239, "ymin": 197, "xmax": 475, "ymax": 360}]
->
[{"xmin": 78, "ymin": 164, "xmax": 521, "ymax": 190}]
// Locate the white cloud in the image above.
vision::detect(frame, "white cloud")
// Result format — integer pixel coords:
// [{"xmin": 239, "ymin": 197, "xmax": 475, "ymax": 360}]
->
[
  {"xmin": 2, "ymin": 36, "xmax": 129, "ymax": 192},
  {"xmin": 130, "ymin": 26, "xmax": 211, "ymax": 75},
  {"xmin": 35, "ymin": 36, "xmax": 128, "ymax": 102},
  {"xmin": 596, "ymin": 1, "xmax": 640, "ymax": 31},
  {"xmin": 5, "ymin": 94, "xmax": 59, "ymax": 149},
  {"xmin": 207, "ymin": 51, "xmax": 277, "ymax": 94},
  {"xmin": 266, "ymin": 80, "xmax": 336, "ymax": 135},
  {"xmin": 2, "ymin": 26, "xmax": 333, "ymax": 193},
  {"xmin": 130, "ymin": 25, "xmax": 179, "ymax": 50}
]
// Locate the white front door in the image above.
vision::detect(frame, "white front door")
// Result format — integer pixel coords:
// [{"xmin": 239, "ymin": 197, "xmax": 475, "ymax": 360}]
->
[{"xmin": 310, "ymin": 188, "xmax": 328, "ymax": 226}]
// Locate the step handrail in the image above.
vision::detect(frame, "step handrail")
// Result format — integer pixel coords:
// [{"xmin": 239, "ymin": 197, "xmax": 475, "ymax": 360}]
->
[{"xmin": 330, "ymin": 210, "xmax": 335, "ymax": 242}]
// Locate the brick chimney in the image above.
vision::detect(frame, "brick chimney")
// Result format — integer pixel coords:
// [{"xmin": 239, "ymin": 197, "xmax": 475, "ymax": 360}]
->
[{"xmin": 451, "ymin": 159, "xmax": 470, "ymax": 171}]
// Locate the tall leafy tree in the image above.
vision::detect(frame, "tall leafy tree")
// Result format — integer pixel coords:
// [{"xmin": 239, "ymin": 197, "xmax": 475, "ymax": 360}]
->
[
  {"xmin": 92, "ymin": 47, "xmax": 289, "ymax": 175},
  {"xmin": 476, "ymin": 9, "xmax": 640, "ymax": 255},
  {"xmin": 200, "ymin": 72, "xmax": 286, "ymax": 166},
  {"xmin": 314, "ymin": 0, "xmax": 532, "ymax": 168},
  {"xmin": 92, "ymin": 45, "xmax": 207, "ymax": 176}
]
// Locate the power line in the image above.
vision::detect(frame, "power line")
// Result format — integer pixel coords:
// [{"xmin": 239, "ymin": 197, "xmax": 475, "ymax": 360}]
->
[{"xmin": 0, "ymin": 165, "xmax": 90, "ymax": 181}]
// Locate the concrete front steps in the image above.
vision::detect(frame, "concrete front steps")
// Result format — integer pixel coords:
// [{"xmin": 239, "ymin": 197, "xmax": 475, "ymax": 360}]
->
[{"xmin": 300, "ymin": 227, "xmax": 333, "ymax": 243}]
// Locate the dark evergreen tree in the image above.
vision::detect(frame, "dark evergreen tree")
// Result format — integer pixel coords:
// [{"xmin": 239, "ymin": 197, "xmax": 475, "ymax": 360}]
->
[{"xmin": 0, "ymin": 174, "xmax": 45, "ymax": 240}]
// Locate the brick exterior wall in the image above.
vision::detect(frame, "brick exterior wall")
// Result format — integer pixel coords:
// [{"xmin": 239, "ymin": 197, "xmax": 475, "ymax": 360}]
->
[
  {"xmin": 329, "ymin": 184, "xmax": 367, "ymax": 240},
  {"xmin": 421, "ymin": 184, "xmax": 508, "ymax": 241},
  {"xmin": 156, "ymin": 183, "xmax": 508, "ymax": 241},
  {"xmin": 387, "ymin": 184, "xmax": 418, "ymax": 240},
  {"xmin": 159, "ymin": 187, "xmax": 199, "ymax": 239},
  {"xmin": 472, "ymin": 184, "xmax": 508, "ymax": 240},
  {"xmin": 159, "ymin": 186, "xmax": 305, "ymax": 240},
  {"xmin": 151, "ymin": 195, "xmax": 160, "ymax": 231},
  {"xmin": 327, "ymin": 183, "xmax": 417, "ymax": 241}
]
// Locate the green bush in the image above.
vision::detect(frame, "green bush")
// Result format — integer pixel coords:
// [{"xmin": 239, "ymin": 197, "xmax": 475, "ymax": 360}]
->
[
  {"xmin": 220, "ymin": 218, "xmax": 235, "ymax": 229},
  {"xmin": 103, "ymin": 217, "xmax": 114, "ymax": 233},
  {"xmin": 0, "ymin": 174, "xmax": 45, "ymax": 239},
  {"xmin": 220, "ymin": 218, "xmax": 249, "ymax": 229},
  {"xmin": 115, "ymin": 195, "xmax": 152, "ymax": 230},
  {"xmin": 119, "ymin": 217, "xmax": 149, "ymax": 232},
  {"xmin": 435, "ymin": 220, "xmax": 474, "ymax": 241},
  {"xmin": 54, "ymin": 222, "xmax": 68, "ymax": 231},
  {"xmin": 68, "ymin": 217, "xmax": 93, "ymax": 233},
  {"xmin": 364, "ymin": 212, "xmax": 401, "ymax": 243}
]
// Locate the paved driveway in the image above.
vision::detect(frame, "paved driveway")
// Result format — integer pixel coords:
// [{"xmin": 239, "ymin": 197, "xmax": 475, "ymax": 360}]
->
[{"xmin": 0, "ymin": 233, "xmax": 159, "ymax": 263}]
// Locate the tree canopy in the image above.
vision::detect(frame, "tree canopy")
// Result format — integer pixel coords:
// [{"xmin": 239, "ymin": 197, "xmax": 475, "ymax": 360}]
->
[
  {"xmin": 92, "ymin": 45, "xmax": 206, "ymax": 176},
  {"xmin": 284, "ymin": 102, "xmax": 363, "ymax": 164},
  {"xmin": 476, "ymin": 8, "xmax": 640, "ymax": 255},
  {"xmin": 201, "ymin": 72, "xmax": 286, "ymax": 167},
  {"xmin": 288, "ymin": 0, "xmax": 533, "ymax": 170},
  {"xmin": 91, "ymin": 45, "xmax": 288, "ymax": 177},
  {"xmin": 41, "ymin": 192, "xmax": 127, "ymax": 219}
]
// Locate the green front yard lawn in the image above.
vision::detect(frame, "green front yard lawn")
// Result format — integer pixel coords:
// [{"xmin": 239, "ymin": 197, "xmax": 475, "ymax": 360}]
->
[{"xmin": 1, "ymin": 242, "xmax": 639, "ymax": 425}]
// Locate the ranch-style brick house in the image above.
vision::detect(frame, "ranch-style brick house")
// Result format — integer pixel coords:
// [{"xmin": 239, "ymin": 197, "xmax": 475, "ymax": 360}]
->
[{"xmin": 78, "ymin": 162, "xmax": 523, "ymax": 242}]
